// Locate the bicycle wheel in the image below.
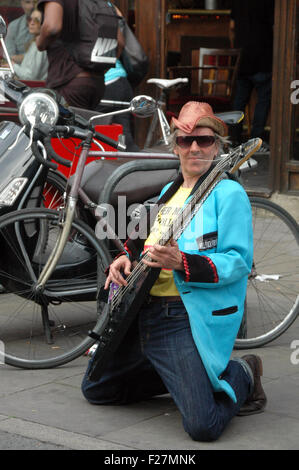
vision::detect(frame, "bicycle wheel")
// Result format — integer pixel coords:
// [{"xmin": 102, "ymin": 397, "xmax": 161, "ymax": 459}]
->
[
  {"xmin": 42, "ymin": 171, "xmax": 88, "ymax": 226},
  {"xmin": 43, "ymin": 171, "xmax": 67, "ymax": 210},
  {"xmin": 235, "ymin": 197, "xmax": 299, "ymax": 349},
  {"xmin": 0, "ymin": 208, "xmax": 111, "ymax": 369}
]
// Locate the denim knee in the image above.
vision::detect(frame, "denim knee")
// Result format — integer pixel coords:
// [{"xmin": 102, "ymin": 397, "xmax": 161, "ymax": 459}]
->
[
  {"xmin": 184, "ymin": 411, "xmax": 224, "ymax": 442},
  {"xmin": 187, "ymin": 422, "xmax": 223, "ymax": 442},
  {"xmin": 81, "ymin": 379, "xmax": 125, "ymax": 405}
]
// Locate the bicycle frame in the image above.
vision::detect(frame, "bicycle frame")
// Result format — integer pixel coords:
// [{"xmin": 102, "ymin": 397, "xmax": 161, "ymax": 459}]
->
[
  {"xmin": 35, "ymin": 134, "xmax": 94, "ymax": 290},
  {"xmin": 35, "ymin": 139, "xmax": 179, "ymax": 292},
  {"xmin": 100, "ymin": 93, "xmax": 171, "ymax": 150},
  {"xmin": 99, "ymin": 78, "xmax": 189, "ymax": 152},
  {"xmin": 144, "ymin": 88, "xmax": 171, "ymax": 149}
]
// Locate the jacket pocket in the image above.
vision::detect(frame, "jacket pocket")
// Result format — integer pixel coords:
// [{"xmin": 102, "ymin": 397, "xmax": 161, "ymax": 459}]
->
[{"xmin": 212, "ymin": 306, "xmax": 238, "ymax": 316}]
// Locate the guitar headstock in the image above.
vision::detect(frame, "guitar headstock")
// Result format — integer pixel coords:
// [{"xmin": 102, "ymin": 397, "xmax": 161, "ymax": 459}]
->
[{"xmin": 226, "ymin": 138, "xmax": 262, "ymax": 174}]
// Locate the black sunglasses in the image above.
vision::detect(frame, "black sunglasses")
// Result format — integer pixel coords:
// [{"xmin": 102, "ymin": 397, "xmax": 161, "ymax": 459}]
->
[{"xmin": 176, "ymin": 135, "xmax": 216, "ymax": 149}]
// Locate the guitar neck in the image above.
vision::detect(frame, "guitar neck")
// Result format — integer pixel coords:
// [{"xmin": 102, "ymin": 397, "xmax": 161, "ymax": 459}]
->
[
  {"xmin": 155, "ymin": 137, "xmax": 262, "ymax": 247},
  {"xmin": 156, "ymin": 162, "xmax": 227, "ymax": 247}
]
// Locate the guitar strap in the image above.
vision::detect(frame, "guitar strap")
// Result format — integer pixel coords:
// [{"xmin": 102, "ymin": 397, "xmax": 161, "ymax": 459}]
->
[{"xmin": 125, "ymin": 165, "xmax": 216, "ymax": 262}]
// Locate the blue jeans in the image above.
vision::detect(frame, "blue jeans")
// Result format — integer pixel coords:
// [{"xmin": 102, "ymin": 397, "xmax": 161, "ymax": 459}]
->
[
  {"xmin": 81, "ymin": 300, "xmax": 251, "ymax": 442},
  {"xmin": 233, "ymin": 72, "xmax": 272, "ymax": 139}
]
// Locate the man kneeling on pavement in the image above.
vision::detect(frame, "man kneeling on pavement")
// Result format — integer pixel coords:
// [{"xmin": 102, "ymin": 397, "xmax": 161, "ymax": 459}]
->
[{"xmin": 81, "ymin": 101, "xmax": 267, "ymax": 442}]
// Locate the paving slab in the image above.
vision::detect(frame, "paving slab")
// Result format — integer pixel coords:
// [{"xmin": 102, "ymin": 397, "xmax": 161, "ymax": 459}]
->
[
  {"xmin": 0, "ymin": 429, "xmax": 70, "ymax": 450},
  {"xmin": 0, "ymin": 358, "xmax": 87, "ymax": 397},
  {"xmin": 0, "ymin": 334, "xmax": 298, "ymax": 450},
  {"xmin": 95, "ymin": 404, "xmax": 299, "ymax": 450},
  {"xmin": 0, "ymin": 418, "xmax": 134, "ymax": 450},
  {"xmin": 0, "ymin": 377, "xmax": 176, "ymax": 438}
]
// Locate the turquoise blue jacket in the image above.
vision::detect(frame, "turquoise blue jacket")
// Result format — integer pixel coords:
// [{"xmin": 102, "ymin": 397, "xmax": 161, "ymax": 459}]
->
[{"xmin": 123, "ymin": 175, "xmax": 253, "ymax": 402}]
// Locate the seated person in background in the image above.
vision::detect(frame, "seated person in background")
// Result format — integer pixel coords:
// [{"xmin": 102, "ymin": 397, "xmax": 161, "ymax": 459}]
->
[
  {"xmin": 5, "ymin": 0, "xmax": 34, "ymax": 65},
  {"xmin": 12, "ymin": 9, "xmax": 48, "ymax": 81}
]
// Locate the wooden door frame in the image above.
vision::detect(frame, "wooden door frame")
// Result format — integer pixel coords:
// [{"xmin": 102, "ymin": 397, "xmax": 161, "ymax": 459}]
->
[{"xmin": 270, "ymin": 0, "xmax": 298, "ymax": 193}]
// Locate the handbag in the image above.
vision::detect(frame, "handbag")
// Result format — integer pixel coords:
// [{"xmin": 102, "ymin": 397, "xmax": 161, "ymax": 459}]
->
[{"xmin": 120, "ymin": 20, "xmax": 149, "ymax": 87}]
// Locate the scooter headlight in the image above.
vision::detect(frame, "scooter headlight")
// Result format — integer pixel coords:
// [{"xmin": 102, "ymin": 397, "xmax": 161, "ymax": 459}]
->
[{"xmin": 19, "ymin": 92, "xmax": 59, "ymax": 127}]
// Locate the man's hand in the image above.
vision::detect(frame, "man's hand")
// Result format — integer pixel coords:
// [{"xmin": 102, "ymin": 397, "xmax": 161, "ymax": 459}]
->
[
  {"xmin": 11, "ymin": 54, "xmax": 23, "ymax": 64},
  {"xmin": 142, "ymin": 240, "xmax": 184, "ymax": 271},
  {"xmin": 104, "ymin": 255, "xmax": 132, "ymax": 290}
]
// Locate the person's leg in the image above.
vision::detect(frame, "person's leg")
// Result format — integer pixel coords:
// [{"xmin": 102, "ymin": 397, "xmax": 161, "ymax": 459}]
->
[
  {"xmin": 139, "ymin": 301, "xmax": 252, "ymax": 442},
  {"xmin": 232, "ymin": 77, "xmax": 254, "ymax": 143},
  {"xmin": 233, "ymin": 77, "xmax": 253, "ymax": 112},
  {"xmin": 81, "ymin": 316, "xmax": 168, "ymax": 405},
  {"xmin": 55, "ymin": 76, "xmax": 105, "ymax": 109},
  {"xmin": 250, "ymin": 72, "xmax": 272, "ymax": 139},
  {"xmin": 97, "ymin": 77, "xmax": 139, "ymax": 151}
]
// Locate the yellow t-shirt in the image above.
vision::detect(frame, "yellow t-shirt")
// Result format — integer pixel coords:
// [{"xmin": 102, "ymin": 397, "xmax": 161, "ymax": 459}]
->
[{"xmin": 144, "ymin": 186, "xmax": 192, "ymax": 296}]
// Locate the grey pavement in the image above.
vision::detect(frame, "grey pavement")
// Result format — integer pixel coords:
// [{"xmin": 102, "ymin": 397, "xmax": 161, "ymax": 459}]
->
[{"xmin": 0, "ymin": 317, "xmax": 298, "ymax": 451}]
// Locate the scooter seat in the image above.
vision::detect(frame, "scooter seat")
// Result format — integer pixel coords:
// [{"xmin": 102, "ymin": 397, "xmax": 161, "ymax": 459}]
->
[{"xmin": 79, "ymin": 159, "xmax": 179, "ymax": 206}]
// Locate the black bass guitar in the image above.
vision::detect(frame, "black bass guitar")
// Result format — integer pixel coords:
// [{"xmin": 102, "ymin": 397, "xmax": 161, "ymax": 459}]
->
[{"xmin": 88, "ymin": 138, "xmax": 262, "ymax": 381}]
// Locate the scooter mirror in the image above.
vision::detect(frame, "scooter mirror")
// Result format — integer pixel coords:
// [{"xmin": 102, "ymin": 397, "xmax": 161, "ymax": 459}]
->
[
  {"xmin": 130, "ymin": 95, "xmax": 156, "ymax": 118},
  {"xmin": 0, "ymin": 16, "xmax": 7, "ymax": 37},
  {"xmin": 89, "ymin": 94, "xmax": 157, "ymax": 125}
]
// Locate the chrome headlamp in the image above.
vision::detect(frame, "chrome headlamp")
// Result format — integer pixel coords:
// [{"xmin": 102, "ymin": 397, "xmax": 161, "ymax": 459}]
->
[{"xmin": 19, "ymin": 92, "xmax": 59, "ymax": 127}]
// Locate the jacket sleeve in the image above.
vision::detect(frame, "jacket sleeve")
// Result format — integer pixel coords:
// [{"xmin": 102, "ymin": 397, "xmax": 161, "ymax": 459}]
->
[
  {"xmin": 5, "ymin": 21, "xmax": 18, "ymax": 56},
  {"xmin": 176, "ymin": 184, "xmax": 253, "ymax": 288},
  {"xmin": 13, "ymin": 44, "xmax": 48, "ymax": 81}
]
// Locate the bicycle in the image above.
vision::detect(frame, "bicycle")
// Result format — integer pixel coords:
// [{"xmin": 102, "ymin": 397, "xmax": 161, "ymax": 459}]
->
[
  {"xmin": 100, "ymin": 77, "xmax": 189, "ymax": 150},
  {"xmin": 0, "ymin": 92, "xmax": 182, "ymax": 369},
  {"xmin": 100, "ymin": 76, "xmax": 245, "ymax": 152}
]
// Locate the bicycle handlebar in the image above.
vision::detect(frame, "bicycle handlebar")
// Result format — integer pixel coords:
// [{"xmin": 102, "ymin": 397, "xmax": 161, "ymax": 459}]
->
[
  {"xmin": 0, "ymin": 77, "xmax": 121, "ymax": 168},
  {"xmin": 31, "ymin": 141, "xmax": 58, "ymax": 170},
  {"xmin": 43, "ymin": 136, "xmax": 72, "ymax": 168},
  {"xmin": 94, "ymin": 130, "xmax": 120, "ymax": 150}
]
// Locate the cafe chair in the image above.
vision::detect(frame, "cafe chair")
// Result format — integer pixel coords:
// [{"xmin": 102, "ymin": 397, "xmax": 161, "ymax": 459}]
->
[{"xmin": 167, "ymin": 47, "xmax": 241, "ymax": 114}]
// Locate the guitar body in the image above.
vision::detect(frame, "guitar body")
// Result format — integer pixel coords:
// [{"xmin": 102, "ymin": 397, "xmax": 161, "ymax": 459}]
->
[{"xmin": 88, "ymin": 267, "xmax": 160, "ymax": 382}]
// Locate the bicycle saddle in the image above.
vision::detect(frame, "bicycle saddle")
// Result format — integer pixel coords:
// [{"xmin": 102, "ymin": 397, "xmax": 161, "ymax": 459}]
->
[
  {"xmin": 147, "ymin": 78, "xmax": 188, "ymax": 89},
  {"xmin": 79, "ymin": 159, "xmax": 179, "ymax": 207}
]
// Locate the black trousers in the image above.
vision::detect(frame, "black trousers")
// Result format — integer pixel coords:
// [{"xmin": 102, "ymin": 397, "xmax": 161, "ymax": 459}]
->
[
  {"xmin": 55, "ymin": 75, "xmax": 105, "ymax": 110},
  {"xmin": 97, "ymin": 77, "xmax": 139, "ymax": 152}
]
